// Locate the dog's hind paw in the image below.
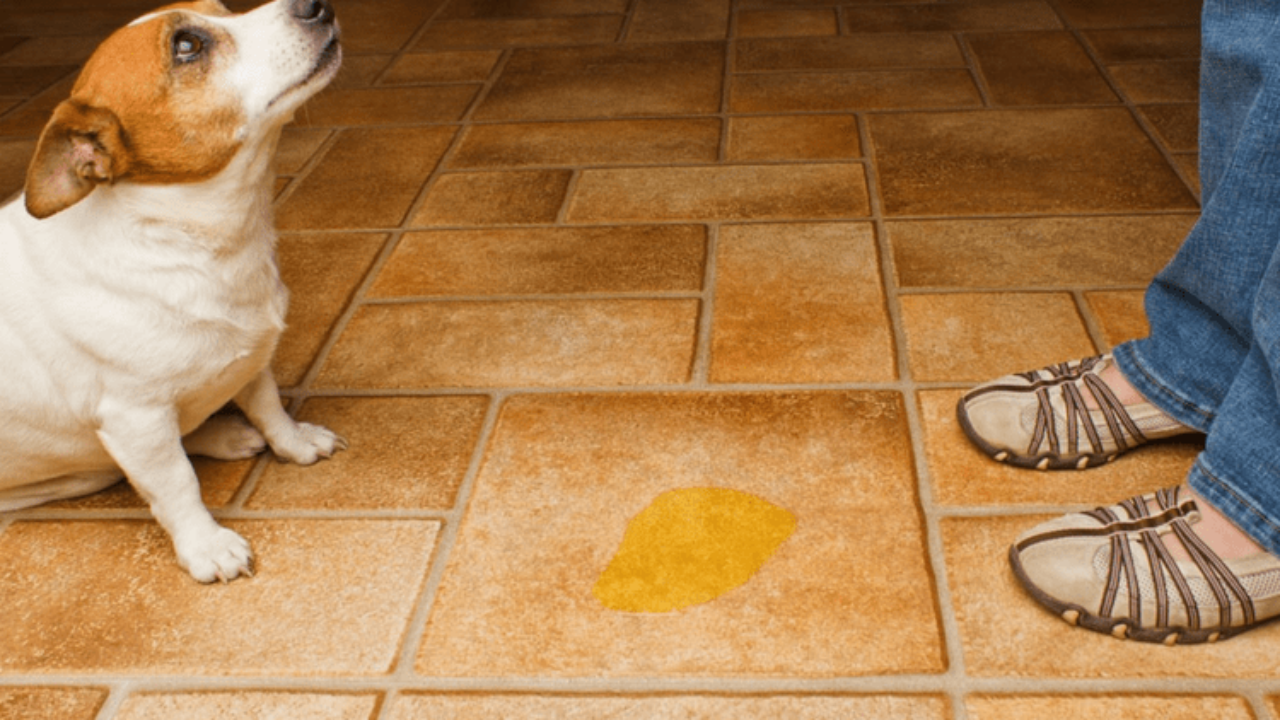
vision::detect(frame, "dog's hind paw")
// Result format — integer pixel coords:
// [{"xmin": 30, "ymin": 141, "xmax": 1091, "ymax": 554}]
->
[
  {"xmin": 179, "ymin": 527, "xmax": 253, "ymax": 584},
  {"xmin": 183, "ymin": 414, "xmax": 267, "ymax": 460},
  {"xmin": 269, "ymin": 422, "xmax": 348, "ymax": 466}
]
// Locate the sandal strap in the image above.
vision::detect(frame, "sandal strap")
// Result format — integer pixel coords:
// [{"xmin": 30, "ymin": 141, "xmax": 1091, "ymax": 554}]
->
[{"xmin": 1023, "ymin": 357, "xmax": 1150, "ymax": 458}]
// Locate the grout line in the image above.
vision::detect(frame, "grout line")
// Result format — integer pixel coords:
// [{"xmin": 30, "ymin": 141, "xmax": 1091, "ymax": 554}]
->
[{"xmin": 690, "ymin": 224, "xmax": 719, "ymax": 385}]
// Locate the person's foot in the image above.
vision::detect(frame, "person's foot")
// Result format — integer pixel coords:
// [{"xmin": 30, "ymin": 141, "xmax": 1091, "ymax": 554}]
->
[{"xmin": 957, "ymin": 354, "xmax": 1197, "ymax": 470}]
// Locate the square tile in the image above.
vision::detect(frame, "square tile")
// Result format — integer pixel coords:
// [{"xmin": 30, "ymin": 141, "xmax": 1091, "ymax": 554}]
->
[
  {"xmin": 735, "ymin": 34, "xmax": 963, "ymax": 71},
  {"xmin": 410, "ymin": 170, "xmax": 572, "ymax": 226},
  {"xmin": 900, "ymin": 293, "xmax": 1096, "ymax": 382},
  {"xmin": 870, "ymin": 109, "xmax": 1199, "ymax": 216},
  {"xmin": 737, "ymin": 9, "xmax": 838, "ymax": 38},
  {"xmin": 369, "ymin": 225, "xmax": 707, "ymax": 297},
  {"xmin": 0, "ymin": 687, "xmax": 106, "ymax": 720},
  {"xmin": 247, "ymin": 396, "xmax": 488, "ymax": 510},
  {"xmin": 416, "ymin": 392, "xmax": 944, "ymax": 677},
  {"xmin": 710, "ymin": 223, "xmax": 895, "ymax": 383},
  {"xmin": 380, "ymin": 51, "xmax": 502, "ymax": 84},
  {"xmin": 0, "ymin": 520, "xmax": 437, "ymax": 675},
  {"xmin": 1086, "ymin": 290, "xmax": 1151, "ymax": 347},
  {"xmin": 968, "ymin": 31, "xmax": 1117, "ymax": 106},
  {"xmin": 628, "ymin": 0, "xmax": 730, "ymax": 42},
  {"xmin": 449, "ymin": 118, "xmax": 722, "ymax": 168},
  {"xmin": 315, "ymin": 300, "xmax": 699, "ymax": 389},
  {"xmin": 726, "ymin": 115, "xmax": 861, "ymax": 161},
  {"xmin": 731, "ymin": 69, "xmax": 980, "ymax": 113},
  {"xmin": 391, "ymin": 694, "xmax": 949, "ymax": 718},
  {"xmin": 966, "ymin": 695, "xmax": 1253, "ymax": 720},
  {"xmin": 567, "ymin": 164, "xmax": 870, "ymax": 222},
  {"xmin": 415, "ymin": 16, "xmax": 624, "ymax": 49},
  {"xmin": 115, "ymin": 693, "xmax": 379, "ymax": 720}
]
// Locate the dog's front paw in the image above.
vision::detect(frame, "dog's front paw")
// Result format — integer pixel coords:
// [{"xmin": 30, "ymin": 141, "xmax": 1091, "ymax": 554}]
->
[
  {"xmin": 270, "ymin": 422, "xmax": 348, "ymax": 466},
  {"xmin": 177, "ymin": 526, "xmax": 253, "ymax": 583}
]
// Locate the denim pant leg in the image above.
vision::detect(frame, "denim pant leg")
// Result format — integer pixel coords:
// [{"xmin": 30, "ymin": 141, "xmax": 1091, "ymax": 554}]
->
[{"xmin": 1110, "ymin": 1, "xmax": 1280, "ymax": 555}]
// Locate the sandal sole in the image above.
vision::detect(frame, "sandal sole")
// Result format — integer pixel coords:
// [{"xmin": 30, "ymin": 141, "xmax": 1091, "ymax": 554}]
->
[{"xmin": 956, "ymin": 400, "xmax": 1118, "ymax": 471}]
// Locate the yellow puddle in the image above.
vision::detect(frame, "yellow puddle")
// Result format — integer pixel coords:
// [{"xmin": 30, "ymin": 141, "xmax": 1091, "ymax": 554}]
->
[{"xmin": 593, "ymin": 487, "xmax": 797, "ymax": 613}]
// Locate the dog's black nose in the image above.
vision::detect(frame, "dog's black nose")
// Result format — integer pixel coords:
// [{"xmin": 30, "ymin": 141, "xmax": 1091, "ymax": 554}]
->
[{"xmin": 290, "ymin": 0, "xmax": 334, "ymax": 25}]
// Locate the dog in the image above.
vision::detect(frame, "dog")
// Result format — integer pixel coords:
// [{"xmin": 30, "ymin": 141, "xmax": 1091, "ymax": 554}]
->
[{"xmin": 0, "ymin": 0, "xmax": 346, "ymax": 582}]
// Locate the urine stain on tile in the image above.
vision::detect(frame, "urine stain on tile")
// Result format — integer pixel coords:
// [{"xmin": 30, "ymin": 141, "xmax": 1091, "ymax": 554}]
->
[{"xmin": 594, "ymin": 487, "xmax": 796, "ymax": 613}]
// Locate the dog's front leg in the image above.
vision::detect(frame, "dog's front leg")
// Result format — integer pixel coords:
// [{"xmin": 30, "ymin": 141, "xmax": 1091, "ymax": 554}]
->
[
  {"xmin": 96, "ymin": 402, "xmax": 251, "ymax": 583},
  {"xmin": 234, "ymin": 370, "xmax": 347, "ymax": 465}
]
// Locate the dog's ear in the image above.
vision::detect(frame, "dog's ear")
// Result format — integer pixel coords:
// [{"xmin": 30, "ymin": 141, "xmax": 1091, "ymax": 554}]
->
[{"xmin": 25, "ymin": 100, "xmax": 130, "ymax": 219}]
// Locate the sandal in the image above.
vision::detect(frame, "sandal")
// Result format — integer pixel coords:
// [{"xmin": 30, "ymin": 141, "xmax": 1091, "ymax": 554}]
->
[
  {"xmin": 957, "ymin": 354, "xmax": 1195, "ymax": 470},
  {"xmin": 1009, "ymin": 487, "xmax": 1280, "ymax": 644}
]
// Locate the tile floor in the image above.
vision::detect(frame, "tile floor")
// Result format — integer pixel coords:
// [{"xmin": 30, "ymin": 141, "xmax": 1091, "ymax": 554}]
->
[{"xmin": 3, "ymin": 0, "xmax": 1271, "ymax": 718}]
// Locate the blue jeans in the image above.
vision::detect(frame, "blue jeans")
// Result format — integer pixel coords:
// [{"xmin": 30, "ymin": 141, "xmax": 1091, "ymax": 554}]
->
[{"xmin": 1112, "ymin": 0, "xmax": 1280, "ymax": 556}]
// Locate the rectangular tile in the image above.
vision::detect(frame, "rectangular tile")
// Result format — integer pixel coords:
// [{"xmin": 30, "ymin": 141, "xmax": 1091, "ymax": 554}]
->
[
  {"xmin": 1085, "ymin": 290, "xmax": 1150, "ymax": 348},
  {"xmin": 333, "ymin": 0, "xmax": 447, "ymax": 54},
  {"xmin": 442, "ymin": 0, "xmax": 627, "ymax": 18},
  {"xmin": 116, "ymin": 693, "xmax": 379, "ymax": 720},
  {"xmin": 628, "ymin": 0, "xmax": 730, "ymax": 42},
  {"xmin": 1139, "ymin": 104, "xmax": 1198, "ymax": 152},
  {"xmin": 415, "ymin": 16, "xmax": 624, "ymax": 49},
  {"xmin": 567, "ymin": 164, "xmax": 870, "ymax": 222},
  {"xmin": 450, "ymin": 118, "xmax": 722, "ymax": 168},
  {"xmin": 381, "ymin": 50, "xmax": 502, "ymax": 84},
  {"xmin": 737, "ymin": 9, "xmax": 838, "ymax": 38},
  {"xmin": 841, "ymin": 1, "xmax": 1061, "ymax": 32},
  {"xmin": 0, "ymin": 688, "xmax": 106, "ymax": 720},
  {"xmin": 736, "ymin": 34, "xmax": 963, "ymax": 71},
  {"xmin": 727, "ymin": 115, "xmax": 861, "ymax": 161},
  {"xmin": 370, "ymin": 225, "xmax": 707, "ymax": 297},
  {"xmin": 711, "ymin": 223, "xmax": 895, "ymax": 383},
  {"xmin": 416, "ymin": 392, "xmax": 943, "ymax": 677},
  {"xmin": 315, "ymin": 300, "xmax": 699, "ymax": 389},
  {"xmin": 0, "ymin": 137, "xmax": 34, "ymax": 199},
  {"xmin": 1110, "ymin": 60, "xmax": 1199, "ymax": 103},
  {"xmin": 966, "ymin": 695, "xmax": 1253, "ymax": 720},
  {"xmin": 1054, "ymin": 0, "xmax": 1202, "ymax": 28},
  {"xmin": 1085, "ymin": 27, "xmax": 1200, "ymax": 62},
  {"xmin": 296, "ymin": 86, "xmax": 478, "ymax": 126},
  {"xmin": 968, "ymin": 31, "xmax": 1117, "ymax": 106},
  {"xmin": 411, "ymin": 170, "xmax": 572, "ymax": 226},
  {"xmin": 731, "ymin": 69, "xmax": 980, "ymax": 112},
  {"xmin": 0, "ymin": 65, "xmax": 75, "ymax": 96},
  {"xmin": 391, "ymin": 694, "xmax": 949, "ymax": 718}
]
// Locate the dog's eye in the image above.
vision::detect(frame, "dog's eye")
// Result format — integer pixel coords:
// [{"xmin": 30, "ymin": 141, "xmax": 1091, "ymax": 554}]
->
[{"xmin": 172, "ymin": 30, "xmax": 206, "ymax": 63}]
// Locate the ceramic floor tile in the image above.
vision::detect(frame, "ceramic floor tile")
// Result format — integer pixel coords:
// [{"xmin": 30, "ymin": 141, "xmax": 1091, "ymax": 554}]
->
[
  {"xmin": 943, "ymin": 516, "xmax": 1280, "ymax": 678},
  {"xmin": 735, "ymin": 34, "xmax": 964, "ymax": 71},
  {"xmin": 567, "ymin": 164, "xmax": 869, "ymax": 222},
  {"xmin": 275, "ymin": 128, "xmax": 331, "ymax": 175},
  {"xmin": 0, "ymin": 138, "xmax": 34, "ymax": 199},
  {"xmin": 871, "ymin": 109, "xmax": 1199, "ymax": 216},
  {"xmin": 737, "ymin": 9, "xmax": 838, "ymax": 38},
  {"xmin": 316, "ymin": 300, "xmax": 699, "ymax": 389},
  {"xmin": 0, "ymin": 520, "xmax": 437, "ymax": 675},
  {"xmin": 248, "ymin": 396, "xmax": 488, "ymax": 510},
  {"xmin": 726, "ymin": 115, "xmax": 861, "ymax": 161},
  {"xmin": 1175, "ymin": 153, "xmax": 1200, "ymax": 197},
  {"xmin": 46, "ymin": 454, "xmax": 254, "ymax": 510},
  {"xmin": 326, "ymin": 55, "xmax": 393, "ymax": 90},
  {"xmin": 390, "ymin": 694, "xmax": 949, "ymax": 718},
  {"xmin": 1084, "ymin": 28, "xmax": 1200, "ymax": 62},
  {"xmin": 919, "ymin": 389, "xmax": 1203, "ymax": 508},
  {"xmin": 296, "ymin": 86, "xmax": 479, "ymax": 127},
  {"xmin": 1109, "ymin": 60, "xmax": 1199, "ymax": 104},
  {"xmin": 441, "ymin": 0, "xmax": 629, "ymax": 17},
  {"xmin": 415, "ymin": 16, "xmax": 624, "ymax": 50},
  {"xmin": 840, "ymin": 1, "xmax": 1061, "ymax": 33},
  {"xmin": 0, "ymin": 36, "xmax": 100, "ymax": 67},
  {"xmin": 276, "ymin": 127, "xmax": 456, "ymax": 231},
  {"xmin": 114, "ymin": 693, "xmax": 378, "ymax": 720},
  {"xmin": 370, "ymin": 225, "xmax": 706, "ymax": 297},
  {"xmin": 1086, "ymin": 290, "xmax": 1151, "ymax": 348},
  {"xmin": 731, "ymin": 69, "xmax": 980, "ymax": 113},
  {"xmin": 965, "ymin": 695, "xmax": 1253, "ymax": 720},
  {"xmin": 969, "ymin": 31, "xmax": 1117, "ymax": 106},
  {"xmin": 1054, "ymin": 0, "xmax": 1203, "ymax": 28},
  {"xmin": 889, "ymin": 216, "xmax": 1193, "ymax": 289},
  {"xmin": 416, "ymin": 391, "xmax": 944, "ymax": 677},
  {"xmin": 331, "ymin": 0, "xmax": 446, "ymax": 54},
  {"xmin": 450, "ymin": 118, "xmax": 721, "ymax": 168},
  {"xmin": 0, "ymin": 75, "xmax": 74, "ymax": 137},
  {"xmin": 627, "ymin": 0, "xmax": 730, "ymax": 42},
  {"xmin": 411, "ymin": 170, "xmax": 572, "ymax": 226},
  {"xmin": 900, "ymin": 293, "xmax": 1097, "ymax": 382},
  {"xmin": 474, "ymin": 43, "xmax": 724, "ymax": 121},
  {"xmin": 0, "ymin": 66, "xmax": 75, "ymax": 96},
  {"xmin": 0, "ymin": 687, "xmax": 106, "ymax": 720},
  {"xmin": 1139, "ymin": 104, "xmax": 1199, "ymax": 153},
  {"xmin": 710, "ymin": 223, "xmax": 895, "ymax": 384},
  {"xmin": 381, "ymin": 51, "xmax": 502, "ymax": 84}
]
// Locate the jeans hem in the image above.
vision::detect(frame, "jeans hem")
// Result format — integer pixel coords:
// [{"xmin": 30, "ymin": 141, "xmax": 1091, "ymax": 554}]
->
[
  {"xmin": 1112, "ymin": 340, "xmax": 1216, "ymax": 433},
  {"xmin": 1188, "ymin": 458, "xmax": 1280, "ymax": 558}
]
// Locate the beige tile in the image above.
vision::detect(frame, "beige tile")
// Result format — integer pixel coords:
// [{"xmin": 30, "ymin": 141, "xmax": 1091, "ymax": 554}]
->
[
  {"xmin": 475, "ymin": 43, "xmax": 724, "ymax": 121},
  {"xmin": 273, "ymin": 233, "xmax": 387, "ymax": 387},
  {"xmin": 411, "ymin": 170, "xmax": 571, "ymax": 226},
  {"xmin": 0, "ymin": 520, "xmax": 437, "ymax": 674},
  {"xmin": 316, "ymin": 300, "xmax": 699, "ymax": 389},
  {"xmin": 871, "ymin": 109, "xmax": 1199, "ymax": 216},
  {"xmin": 1086, "ymin": 290, "xmax": 1151, "ymax": 347},
  {"xmin": 711, "ymin": 223, "xmax": 895, "ymax": 383},
  {"xmin": 416, "ymin": 392, "xmax": 944, "ymax": 677},
  {"xmin": 943, "ymin": 515, "xmax": 1280, "ymax": 678},
  {"xmin": 415, "ymin": 16, "xmax": 624, "ymax": 49},
  {"xmin": 890, "ymin": 216, "xmax": 1194, "ymax": 289},
  {"xmin": 900, "ymin": 293, "xmax": 1096, "ymax": 382},
  {"xmin": 381, "ymin": 51, "xmax": 502, "ymax": 84},
  {"xmin": 1055, "ymin": 0, "xmax": 1202, "ymax": 28},
  {"xmin": 276, "ymin": 127, "xmax": 456, "ymax": 230},
  {"xmin": 737, "ymin": 9, "xmax": 838, "ymax": 38},
  {"xmin": 969, "ymin": 31, "xmax": 1117, "ymax": 106},
  {"xmin": 966, "ymin": 695, "xmax": 1253, "ymax": 720},
  {"xmin": 391, "ymin": 694, "xmax": 949, "ymax": 718},
  {"xmin": 727, "ymin": 115, "xmax": 860, "ymax": 161},
  {"xmin": 736, "ymin": 34, "xmax": 963, "ymax": 71},
  {"xmin": 1139, "ymin": 103, "xmax": 1198, "ymax": 153},
  {"xmin": 296, "ymin": 86, "xmax": 479, "ymax": 126},
  {"xmin": 731, "ymin": 70, "xmax": 980, "ymax": 113},
  {"xmin": 370, "ymin": 225, "xmax": 706, "ymax": 297},
  {"xmin": 116, "ymin": 693, "xmax": 379, "ymax": 720},
  {"xmin": 1110, "ymin": 61, "xmax": 1199, "ymax": 103},
  {"xmin": 568, "ymin": 164, "xmax": 869, "ymax": 222},
  {"xmin": 841, "ymin": 1, "xmax": 1061, "ymax": 32},
  {"xmin": 450, "ymin": 118, "xmax": 721, "ymax": 168},
  {"xmin": 628, "ymin": 0, "xmax": 730, "ymax": 42},
  {"xmin": 248, "ymin": 396, "xmax": 487, "ymax": 510},
  {"xmin": 919, "ymin": 388, "xmax": 1202, "ymax": 508},
  {"xmin": 0, "ymin": 687, "xmax": 106, "ymax": 720}
]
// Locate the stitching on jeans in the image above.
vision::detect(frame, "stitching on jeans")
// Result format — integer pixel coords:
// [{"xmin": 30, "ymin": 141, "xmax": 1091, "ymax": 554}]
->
[{"xmin": 1196, "ymin": 460, "xmax": 1280, "ymax": 538}]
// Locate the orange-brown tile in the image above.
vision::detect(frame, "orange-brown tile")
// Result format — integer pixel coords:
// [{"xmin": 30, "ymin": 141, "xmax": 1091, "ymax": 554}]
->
[
  {"xmin": 0, "ymin": 519, "xmax": 437, "ymax": 674},
  {"xmin": 370, "ymin": 225, "xmax": 707, "ymax": 297},
  {"xmin": 415, "ymin": 16, "xmax": 624, "ymax": 50},
  {"xmin": 726, "ymin": 115, "xmax": 860, "ymax": 161},
  {"xmin": 381, "ymin": 50, "xmax": 502, "ymax": 85},
  {"xmin": 890, "ymin": 216, "xmax": 1194, "ymax": 289},
  {"xmin": 474, "ymin": 43, "xmax": 724, "ymax": 121},
  {"xmin": 273, "ymin": 233, "xmax": 387, "ymax": 387},
  {"xmin": 900, "ymin": 293, "xmax": 1096, "ymax": 382},
  {"xmin": 0, "ymin": 137, "xmax": 34, "ymax": 198},
  {"xmin": 628, "ymin": 0, "xmax": 730, "ymax": 42},
  {"xmin": 0, "ymin": 66, "xmax": 75, "ymax": 96},
  {"xmin": 416, "ymin": 392, "xmax": 944, "ymax": 677},
  {"xmin": 737, "ymin": 9, "xmax": 838, "ymax": 38},
  {"xmin": 327, "ymin": 54, "xmax": 393, "ymax": 89},
  {"xmin": 840, "ymin": 1, "xmax": 1061, "ymax": 33},
  {"xmin": 1086, "ymin": 290, "xmax": 1151, "ymax": 347},
  {"xmin": 567, "ymin": 164, "xmax": 869, "ymax": 222},
  {"xmin": 1085, "ymin": 27, "xmax": 1200, "ymax": 62},
  {"xmin": 411, "ymin": 170, "xmax": 572, "ymax": 226},
  {"xmin": 450, "ymin": 118, "xmax": 721, "ymax": 168},
  {"xmin": 276, "ymin": 126, "xmax": 456, "ymax": 230},
  {"xmin": 296, "ymin": 86, "xmax": 479, "ymax": 126},
  {"xmin": 1139, "ymin": 103, "xmax": 1198, "ymax": 153},
  {"xmin": 732, "ymin": 69, "xmax": 980, "ymax": 113},
  {"xmin": 391, "ymin": 694, "xmax": 949, "ymax": 718},
  {"xmin": 966, "ymin": 695, "xmax": 1253, "ymax": 720},
  {"xmin": 248, "ymin": 396, "xmax": 488, "ymax": 510},
  {"xmin": 332, "ymin": 0, "xmax": 446, "ymax": 54},
  {"xmin": 115, "ymin": 692, "xmax": 379, "ymax": 720},
  {"xmin": 736, "ymin": 34, "xmax": 963, "ymax": 71},
  {"xmin": 0, "ymin": 36, "xmax": 100, "ymax": 67},
  {"xmin": 0, "ymin": 687, "xmax": 106, "ymax": 720},
  {"xmin": 47, "ymin": 454, "xmax": 255, "ymax": 510},
  {"xmin": 275, "ymin": 127, "xmax": 330, "ymax": 175},
  {"xmin": 919, "ymin": 389, "xmax": 1202, "ymax": 508},
  {"xmin": 0, "ymin": 75, "xmax": 73, "ymax": 137},
  {"xmin": 315, "ymin": 300, "xmax": 699, "ymax": 389},
  {"xmin": 1109, "ymin": 61, "xmax": 1199, "ymax": 103},
  {"xmin": 3, "ymin": 10, "xmax": 137, "ymax": 38},
  {"xmin": 1054, "ymin": 0, "xmax": 1202, "ymax": 28},
  {"xmin": 969, "ymin": 32, "xmax": 1117, "ymax": 106},
  {"xmin": 870, "ymin": 109, "xmax": 1199, "ymax": 216},
  {"xmin": 442, "ymin": 0, "xmax": 628, "ymax": 17},
  {"xmin": 711, "ymin": 223, "xmax": 895, "ymax": 383},
  {"xmin": 943, "ymin": 516, "xmax": 1280, "ymax": 677}
]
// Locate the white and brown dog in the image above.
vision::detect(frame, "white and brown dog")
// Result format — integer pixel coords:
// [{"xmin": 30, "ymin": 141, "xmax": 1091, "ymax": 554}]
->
[{"xmin": 0, "ymin": 0, "xmax": 345, "ymax": 582}]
